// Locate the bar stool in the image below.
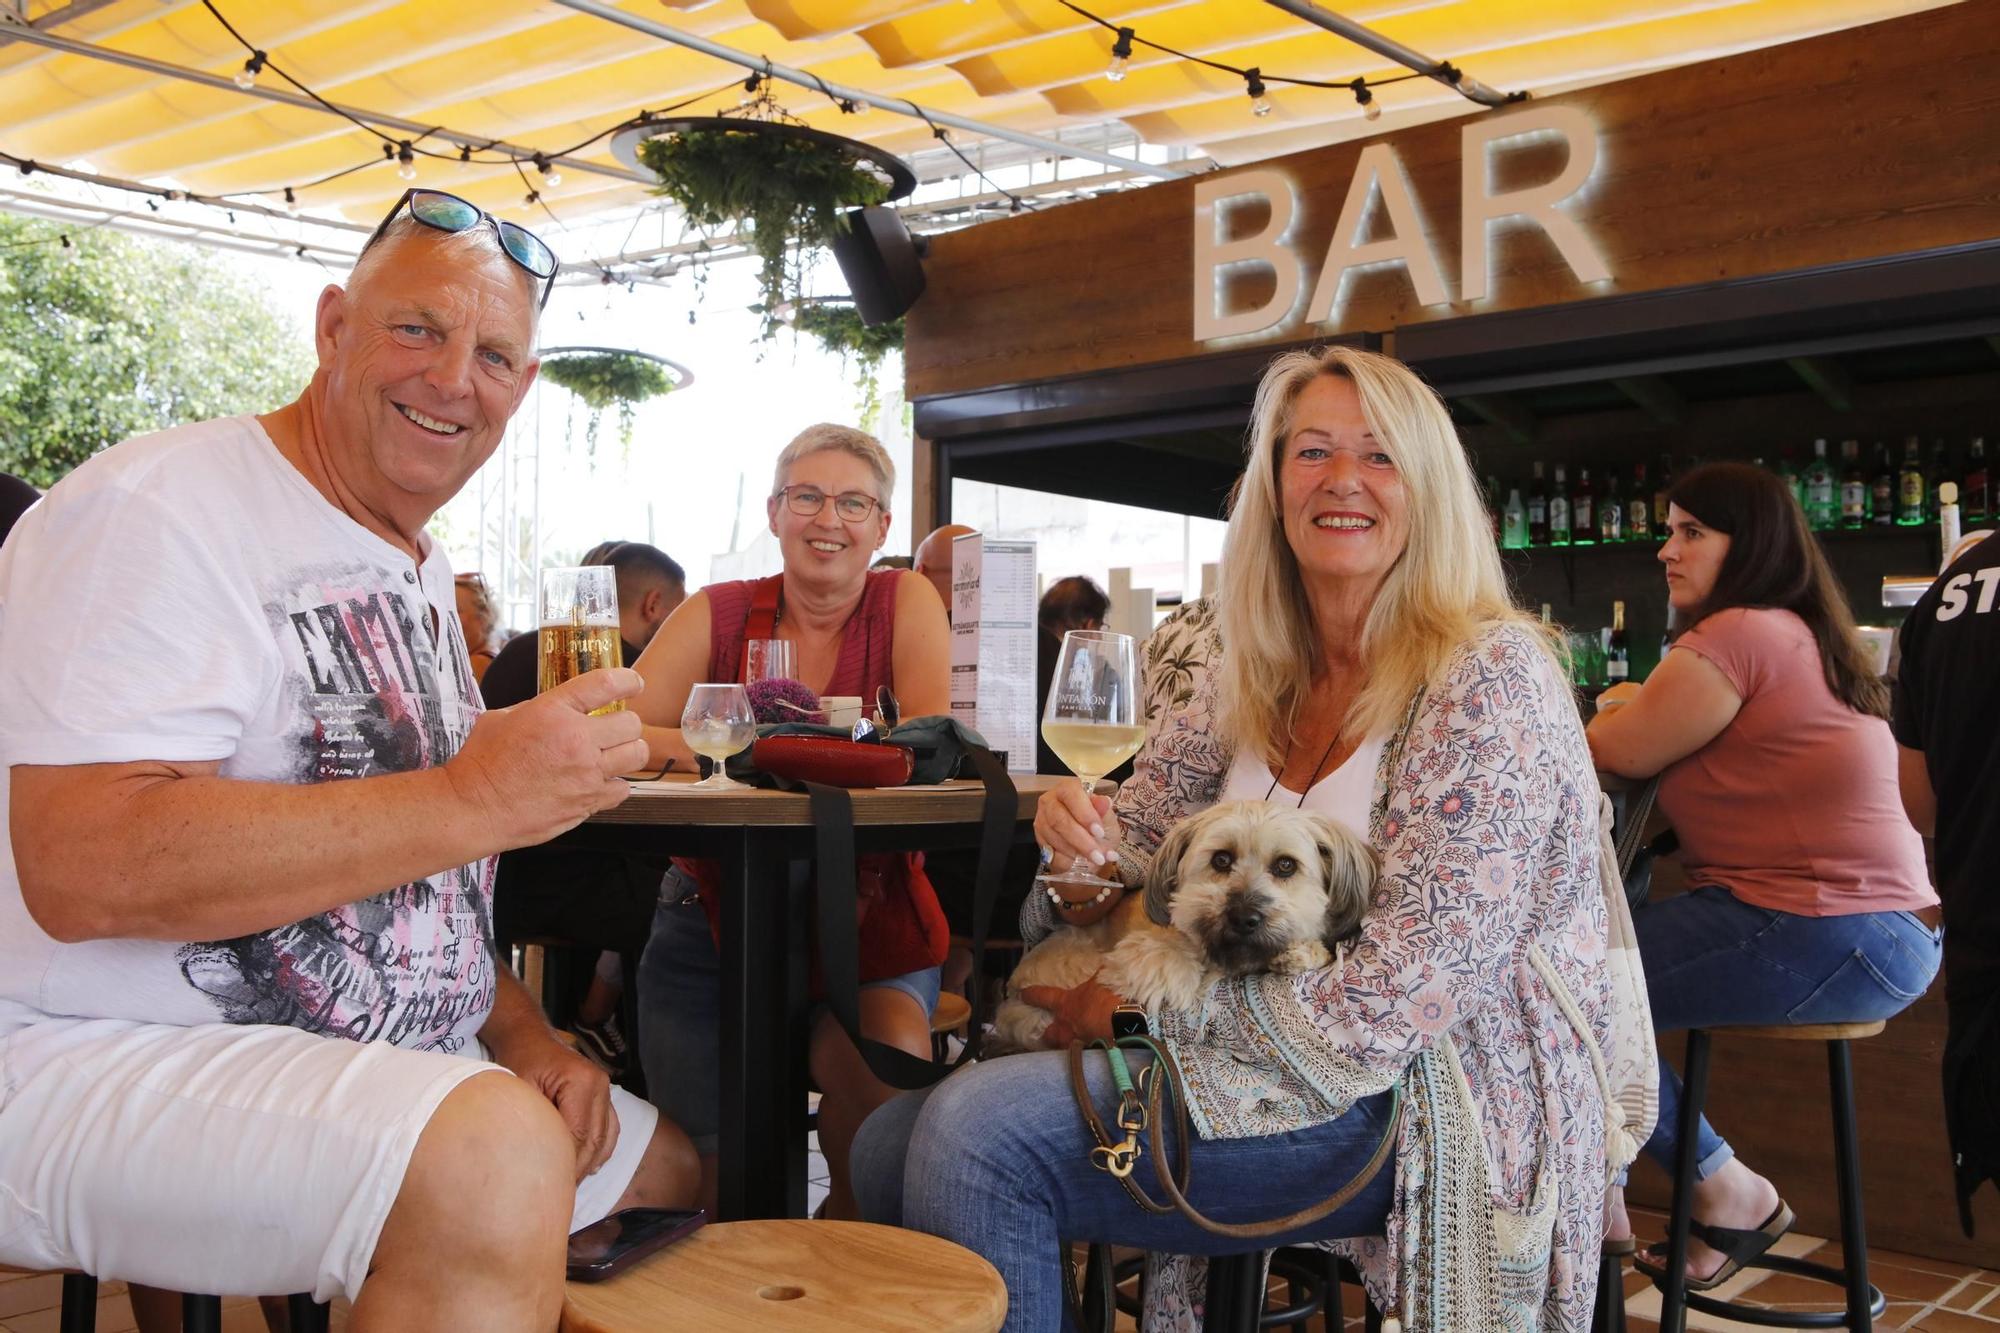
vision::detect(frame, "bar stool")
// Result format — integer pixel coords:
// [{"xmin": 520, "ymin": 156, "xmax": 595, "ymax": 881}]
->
[
  {"xmin": 558, "ymin": 1219, "xmax": 1005, "ymax": 1331},
  {"xmin": 930, "ymin": 990, "xmax": 972, "ymax": 1062},
  {"xmin": 0, "ymin": 1271, "xmax": 327, "ymax": 1333},
  {"xmin": 1648, "ymin": 1020, "xmax": 1888, "ymax": 1333}
]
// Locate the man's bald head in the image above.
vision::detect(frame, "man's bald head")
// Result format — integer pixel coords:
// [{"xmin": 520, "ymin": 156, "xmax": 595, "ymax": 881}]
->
[{"xmin": 913, "ymin": 523, "xmax": 975, "ymax": 616}]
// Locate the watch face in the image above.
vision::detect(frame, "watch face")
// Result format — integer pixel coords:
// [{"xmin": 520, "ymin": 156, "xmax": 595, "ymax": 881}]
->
[{"xmin": 1112, "ymin": 1007, "xmax": 1148, "ymax": 1039}]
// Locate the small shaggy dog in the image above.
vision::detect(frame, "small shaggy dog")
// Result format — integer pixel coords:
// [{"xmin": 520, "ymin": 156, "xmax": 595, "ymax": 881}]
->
[{"xmin": 992, "ymin": 800, "xmax": 1378, "ymax": 1052}]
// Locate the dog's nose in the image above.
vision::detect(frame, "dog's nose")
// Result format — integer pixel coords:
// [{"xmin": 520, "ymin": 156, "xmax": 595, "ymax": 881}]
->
[{"xmin": 1226, "ymin": 901, "xmax": 1265, "ymax": 934}]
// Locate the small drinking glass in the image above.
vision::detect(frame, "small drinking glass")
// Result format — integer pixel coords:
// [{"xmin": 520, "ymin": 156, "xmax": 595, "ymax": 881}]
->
[
  {"xmin": 1039, "ymin": 630, "xmax": 1141, "ymax": 887},
  {"xmin": 681, "ymin": 683, "xmax": 757, "ymax": 791},
  {"xmin": 538, "ymin": 566, "xmax": 622, "ymax": 714},
  {"xmin": 744, "ymin": 638, "xmax": 797, "ymax": 688}
]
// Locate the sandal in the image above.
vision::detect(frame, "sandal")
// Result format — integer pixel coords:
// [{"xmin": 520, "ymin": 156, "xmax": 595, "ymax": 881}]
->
[{"xmin": 1634, "ymin": 1199, "xmax": 1795, "ymax": 1292}]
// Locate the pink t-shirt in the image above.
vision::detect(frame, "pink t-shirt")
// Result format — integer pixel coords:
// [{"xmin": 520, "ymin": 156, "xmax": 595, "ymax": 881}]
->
[{"xmin": 1657, "ymin": 607, "xmax": 1935, "ymax": 917}]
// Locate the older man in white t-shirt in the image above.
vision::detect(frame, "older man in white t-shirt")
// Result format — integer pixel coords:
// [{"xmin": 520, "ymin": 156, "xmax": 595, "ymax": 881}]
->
[{"xmin": 0, "ymin": 196, "xmax": 697, "ymax": 1326}]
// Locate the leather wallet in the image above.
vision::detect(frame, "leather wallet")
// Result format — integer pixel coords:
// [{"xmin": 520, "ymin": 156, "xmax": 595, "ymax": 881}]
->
[{"xmin": 751, "ymin": 734, "xmax": 914, "ymax": 788}]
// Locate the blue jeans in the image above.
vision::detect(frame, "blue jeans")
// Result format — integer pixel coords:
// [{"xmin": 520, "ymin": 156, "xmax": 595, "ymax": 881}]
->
[
  {"xmin": 1634, "ymin": 886, "xmax": 1942, "ymax": 1178},
  {"xmin": 638, "ymin": 870, "xmax": 941, "ymax": 1154},
  {"xmin": 851, "ymin": 1050, "xmax": 1396, "ymax": 1333}
]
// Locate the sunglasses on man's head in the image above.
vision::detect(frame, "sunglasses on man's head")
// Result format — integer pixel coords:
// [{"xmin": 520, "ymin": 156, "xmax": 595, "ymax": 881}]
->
[{"xmin": 361, "ymin": 189, "xmax": 559, "ymax": 310}]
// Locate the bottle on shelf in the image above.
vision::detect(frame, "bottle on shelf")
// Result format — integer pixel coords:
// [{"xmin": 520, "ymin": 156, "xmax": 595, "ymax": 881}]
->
[
  {"xmin": 1599, "ymin": 470, "xmax": 1624, "ymax": 544},
  {"xmin": 1628, "ymin": 461, "xmax": 1651, "ymax": 542},
  {"xmin": 1527, "ymin": 461, "xmax": 1549, "ymax": 546},
  {"xmin": 1802, "ymin": 438, "xmax": 1837, "ymax": 532},
  {"xmin": 1573, "ymin": 467, "xmax": 1596, "ymax": 546},
  {"xmin": 1940, "ymin": 480, "xmax": 1962, "ymax": 564},
  {"xmin": 1965, "ymin": 437, "xmax": 1989, "ymax": 524},
  {"xmin": 1652, "ymin": 453, "xmax": 1673, "ymax": 535},
  {"xmin": 1549, "ymin": 464, "xmax": 1572, "ymax": 546},
  {"xmin": 1897, "ymin": 436, "xmax": 1926, "ymax": 526},
  {"xmin": 1928, "ymin": 438, "xmax": 1954, "ymax": 522},
  {"xmin": 1839, "ymin": 439, "xmax": 1867, "ymax": 530},
  {"xmin": 1777, "ymin": 450, "xmax": 1803, "ymax": 513},
  {"xmin": 1606, "ymin": 600, "xmax": 1629, "ymax": 683},
  {"xmin": 1870, "ymin": 443, "xmax": 1895, "ymax": 526},
  {"xmin": 1502, "ymin": 486, "xmax": 1528, "ymax": 549}
]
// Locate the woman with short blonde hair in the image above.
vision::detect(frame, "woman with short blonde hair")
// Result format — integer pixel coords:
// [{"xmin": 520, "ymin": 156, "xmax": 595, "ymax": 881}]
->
[{"xmin": 854, "ymin": 347, "xmax": 1624, "ymax": 1331}]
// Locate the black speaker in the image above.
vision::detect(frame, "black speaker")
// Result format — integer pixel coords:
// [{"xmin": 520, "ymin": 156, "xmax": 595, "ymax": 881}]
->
[{"xmin": 831, "ymin": 206, "xmax": 928, "ymax": 325}]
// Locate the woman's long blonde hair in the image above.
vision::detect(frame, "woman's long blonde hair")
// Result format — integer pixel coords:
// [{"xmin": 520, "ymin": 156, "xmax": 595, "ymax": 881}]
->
[{"xmin": 1216, "ymin": 345, "xmax": 1539, "ymax": 760}]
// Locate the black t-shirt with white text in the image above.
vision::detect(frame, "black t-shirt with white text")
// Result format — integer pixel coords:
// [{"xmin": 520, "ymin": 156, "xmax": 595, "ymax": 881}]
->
[{"xmin": 1892, "ymin": 532, "xmax": 2000, "ymax": 995}]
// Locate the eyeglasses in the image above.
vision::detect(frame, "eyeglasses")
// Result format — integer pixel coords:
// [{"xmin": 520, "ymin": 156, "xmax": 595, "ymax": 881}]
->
[
  {"xmin": 775, "ymin": 486, "xmax": 882, "ymax": 522},
  {"xmin": 361, "ymin": 189, "xmax": 559, "ymax": 310}
]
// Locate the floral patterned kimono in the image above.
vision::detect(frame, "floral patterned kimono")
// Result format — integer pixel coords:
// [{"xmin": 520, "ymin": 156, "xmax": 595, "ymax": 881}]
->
[{"xmin": 1022, "ymin": 600, "xmax": 1634, "ymax": 1331}]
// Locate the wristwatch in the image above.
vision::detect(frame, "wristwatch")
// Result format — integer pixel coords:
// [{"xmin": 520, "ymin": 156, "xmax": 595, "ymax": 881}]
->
[{"xmin": 1111, "ymin": 1003, "xmax": 1150, "ymax": 1039}]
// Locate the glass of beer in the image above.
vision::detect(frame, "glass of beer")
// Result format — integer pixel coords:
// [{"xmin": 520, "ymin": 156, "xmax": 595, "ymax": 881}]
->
[
  {"xmin": 682, "ymin": 683, "xmax": 757, "ymax": 791},
  {"xmin": 1039, "ymin": 629, "xmax": 1141, "ymax": 887},
  {"xmin": 538, "ymin": 566, "xmax": 623, "ymax": 715}
]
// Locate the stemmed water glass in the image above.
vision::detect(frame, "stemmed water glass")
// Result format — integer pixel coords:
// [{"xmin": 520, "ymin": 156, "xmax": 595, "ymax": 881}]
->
[
  {"xmin": 681, "ymin": 683, "xmax": 756, "ymax": 791},
  {"xmin": 1038, "ymin": 629, "xmax": 1140, "ymax": 886}
]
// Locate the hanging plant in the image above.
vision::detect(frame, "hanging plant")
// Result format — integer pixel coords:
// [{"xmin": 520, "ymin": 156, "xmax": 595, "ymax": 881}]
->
[
  {"xmin": 792, "ymin": 302, "xmax": 903, "ymax": 425},
  {"xmin": 539, "ymin": 350, "xmax": 677, "ymax": 456},
  {"xmin": 633, "ymin": 112, "xmax": 908, "ymax": 336}
]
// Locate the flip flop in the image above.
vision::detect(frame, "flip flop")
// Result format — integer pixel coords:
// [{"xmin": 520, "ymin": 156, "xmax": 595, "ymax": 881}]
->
[{"xmin": 1634, "ymin": 1199, "xmax": 1795, "ymax": 1292}]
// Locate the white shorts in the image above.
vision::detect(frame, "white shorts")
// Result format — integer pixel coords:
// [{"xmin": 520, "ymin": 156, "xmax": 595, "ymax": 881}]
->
[{"xmin": 0, "ymin": 1017, "xmax": 657, "ymax": 1302}]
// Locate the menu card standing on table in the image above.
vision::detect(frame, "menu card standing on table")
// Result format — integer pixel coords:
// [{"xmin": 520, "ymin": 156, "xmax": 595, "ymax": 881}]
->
[{"xmin": 948, "ymin": 532, "xmax": 1038, "ymax": 775}]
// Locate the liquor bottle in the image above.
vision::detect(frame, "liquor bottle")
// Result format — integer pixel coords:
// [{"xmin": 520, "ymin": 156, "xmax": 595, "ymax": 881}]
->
[
  {"xmin": 1573, "ymin": 468, "xmax": 1596, "ymax": 545},
  {"xmin": 1606, "ymin": 601, "xmax": 1629, "ymax": 683},
  {"xmin": 1549, "ymin": 465, "xmax": 1572, "ymax": 546},
  {"xmin": 1628, "ymin": 461, "xmax": 1651, "ymax": 542},
  {"xmin": 1776, "ymin": 451, "xmax": 1803, "ymax": 513},
  {"xmin": 1928, "ymin": 438, "xmax": 1954, "ymax": 521},
  {"xmin": 1527, "ymin": 461, "xmax": 1549, "ymax": 546},
  {"xmin": 1839, "ymin": 439, "xmax": 1867, "ymax": 529},
  {"xmin": 1599, "ymin": 470, "xmax": 1624, "ymax": 544},
  {"xmin": 1802, "ymin": 439, "xmax": 1836, "ymax": 531},
  {"xmin": 1870, "ymin": 443, "xmax": 1895, "ymax": 526},
  {"xmin": 1652, "ymin": 453, "xmax": 1673, "ymax": 535},
  {"xmin": 1940, "ymin": 480, "xmax": 1962, "ymax": 563},
  {"xmin": 1897, "ymin": 436, "xmax": 1926, "ymax": 526},
  {"xmin": 1502, "ymin": 487, "xmax": 1528, "ymax": 549},
  {"xmin": 1965, "ymin": 437, "xmax": 1989, "ymax": 523}
]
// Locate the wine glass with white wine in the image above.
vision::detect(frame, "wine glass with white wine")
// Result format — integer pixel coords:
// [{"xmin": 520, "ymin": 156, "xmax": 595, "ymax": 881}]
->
[
  {"xmin": 1040, "ymin": 629, "xmax": 1141, "ymax": 886},
  {"xmin": 681, "ymin": 683, "xmax": 757, "ymax": 791}
]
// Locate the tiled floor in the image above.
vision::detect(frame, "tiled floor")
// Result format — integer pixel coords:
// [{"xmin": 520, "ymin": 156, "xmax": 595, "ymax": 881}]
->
[{"xmin": 10, "ymin": 1203, "xmax": 1995, "ymax": 1331}]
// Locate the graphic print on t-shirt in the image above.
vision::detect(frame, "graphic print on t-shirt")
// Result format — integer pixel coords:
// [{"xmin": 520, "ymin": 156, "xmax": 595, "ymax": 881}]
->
[{"xmin": 174, "ymin": 567, "xmax": 493, "ymax": 1052}]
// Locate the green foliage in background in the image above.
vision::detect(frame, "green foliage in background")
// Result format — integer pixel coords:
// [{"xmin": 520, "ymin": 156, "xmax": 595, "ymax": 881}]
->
[
  {"xmin": 639, "ymin": 127, "xmax": 890, "ymax": 331},
  {"xmin": 0, "ymin": 217, "xmax": 314, "ymax": 488},
  {"xmin": 792, "ymin": 303, "xmax": 903, "ymax": 427},
  {"xmin": 539, "ymin": 351, "xmax": 676, "ymax": 455}
]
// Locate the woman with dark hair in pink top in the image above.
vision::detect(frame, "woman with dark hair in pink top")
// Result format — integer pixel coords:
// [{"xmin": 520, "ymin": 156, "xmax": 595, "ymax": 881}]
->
[{"xmin": 1588, "ymin": 461, "xmax": 1940, "ymax": 1288}]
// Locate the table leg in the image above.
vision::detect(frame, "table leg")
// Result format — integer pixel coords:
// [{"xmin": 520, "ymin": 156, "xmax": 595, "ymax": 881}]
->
[{"xmin": 717, "ymin": 832, "xmax": 809, "ymax": 1219}]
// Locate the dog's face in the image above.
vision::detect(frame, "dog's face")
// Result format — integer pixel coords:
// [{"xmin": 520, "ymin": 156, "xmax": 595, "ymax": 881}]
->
[{"xmin": 1143, "ymin": 801, "xmax": 1377, "ymax": 975}]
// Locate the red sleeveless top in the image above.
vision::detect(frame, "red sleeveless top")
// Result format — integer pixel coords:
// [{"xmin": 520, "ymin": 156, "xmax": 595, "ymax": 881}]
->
[{"xmin": 683, "ymin": 571, "xmax": 949, "ymax": 983}]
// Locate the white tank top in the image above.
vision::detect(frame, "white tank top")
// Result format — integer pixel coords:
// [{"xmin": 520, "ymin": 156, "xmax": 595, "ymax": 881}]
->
[{"xmin": 1218, "ymin": 734, "xmax": 1386, "ymax": 842}]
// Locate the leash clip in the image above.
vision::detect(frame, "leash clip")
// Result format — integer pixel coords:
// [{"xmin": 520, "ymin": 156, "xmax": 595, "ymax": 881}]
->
[{"xmin": 1092, "ymin": 1136, "xmax": 1142, "ymax": 1179}]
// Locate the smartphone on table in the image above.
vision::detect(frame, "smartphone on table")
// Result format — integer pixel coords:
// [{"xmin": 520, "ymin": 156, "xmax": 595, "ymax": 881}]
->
[{"xmin": 565, "ymin": 1206, "xmax": 707, "ymax": 1282}]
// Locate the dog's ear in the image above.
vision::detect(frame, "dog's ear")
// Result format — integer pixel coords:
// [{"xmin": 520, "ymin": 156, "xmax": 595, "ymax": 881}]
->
[
  {"xmin": 1142, "ymin": 816, "xmax": 1202, "ymax": 925},
  {"xmin": 1305, "ymin": 814, "xmax": 1378, "ymax": 947}
]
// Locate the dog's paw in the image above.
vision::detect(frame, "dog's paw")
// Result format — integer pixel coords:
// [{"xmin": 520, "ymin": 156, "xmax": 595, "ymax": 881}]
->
[
  {"xmin": 1273, "ymin": 940, "xmax": 1332, "ymax": 975},
  {"xmin": 991, "ymin": 999, "xmax": 1053, "ymax": 1055},
  {"xmin": 1105, "ymin": 931, "xmax": 1216, "ymax": 1013}
]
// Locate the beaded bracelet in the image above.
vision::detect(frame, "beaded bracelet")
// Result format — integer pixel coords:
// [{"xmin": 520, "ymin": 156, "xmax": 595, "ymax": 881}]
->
[{"xmin": 1047, "ymin": 881, "xmax": 1115, "ymax": 911}]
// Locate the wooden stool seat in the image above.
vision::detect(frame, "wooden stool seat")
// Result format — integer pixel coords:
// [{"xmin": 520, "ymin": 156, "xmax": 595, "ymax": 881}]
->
[
  {"xmin": 559, "ymin": 1220, "xmax": 1006, "ymax": 1333},
  {"xmin": 931, "ymin": 990, "xmax": 972, "ymax": 1036},
  {"xmin": 1723, "ymin": 1020, "xmax": 1885, "ymax": 1042}
]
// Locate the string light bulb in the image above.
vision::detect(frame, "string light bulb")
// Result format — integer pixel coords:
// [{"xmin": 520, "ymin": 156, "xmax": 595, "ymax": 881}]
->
[
  {"xmin": 1351, "ymin": 78, "xmax": 1380, "ymax": 121},
  {"xmin": 283, "ymin": 186, "xmax": 298, "ymax": 214},
  {"xmin": 396, "ymin": 141, "xmax": 417, "ymax": 181},
  {"xmin": 1107, "ymin": 27, "xmax": 1133, "ymax": 82},
  {"xmin": 59, "ymin": 233, "xmax": 77, "ymax": 261},
  {"xmin": 739, "ymin": 71, "xmax": 762, "ymax": 107},
  {"xmin": 535, "ymin": 154, "xmax": 562, "ymax": 191},
  {"xmin": 1245, "ymin": 68, "xmax": 1272, "ymax": 118},
  {"xmin": 233, "ymin": 50, "xmax": 266, "ymax": 90}
]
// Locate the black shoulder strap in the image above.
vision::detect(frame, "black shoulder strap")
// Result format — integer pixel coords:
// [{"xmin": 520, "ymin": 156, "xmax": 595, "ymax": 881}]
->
[{"xmin": 807, "ymin": 747, "xmax": 1016, "ymax": 1089}]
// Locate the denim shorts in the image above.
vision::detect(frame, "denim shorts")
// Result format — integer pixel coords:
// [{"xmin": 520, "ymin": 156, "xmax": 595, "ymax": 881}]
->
[{"xmin": 637, "ymin": 869, "xmax": 941, "ymax": 1154}]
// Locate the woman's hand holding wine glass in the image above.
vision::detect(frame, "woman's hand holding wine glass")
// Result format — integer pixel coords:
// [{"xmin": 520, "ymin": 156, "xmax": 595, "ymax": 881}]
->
[{"xmin": 1036, "ymin": 629, "xmax": 1140, "ymax": 908}]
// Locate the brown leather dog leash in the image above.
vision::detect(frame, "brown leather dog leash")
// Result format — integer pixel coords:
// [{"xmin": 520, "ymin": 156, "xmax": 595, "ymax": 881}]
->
[{"xmin": 1067, "ymin": 1037, "xmax": 1402, "ymax": 1239}]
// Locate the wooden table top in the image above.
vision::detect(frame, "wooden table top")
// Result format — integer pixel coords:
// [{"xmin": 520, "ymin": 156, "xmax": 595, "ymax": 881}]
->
[
  {"xmin": 559, "ymin": 1220, "xmax": 1006, "ymax": 1333},
  {"xmin": 590, "ymin": 773, "xmax": 1078, "ymax": 827}
]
